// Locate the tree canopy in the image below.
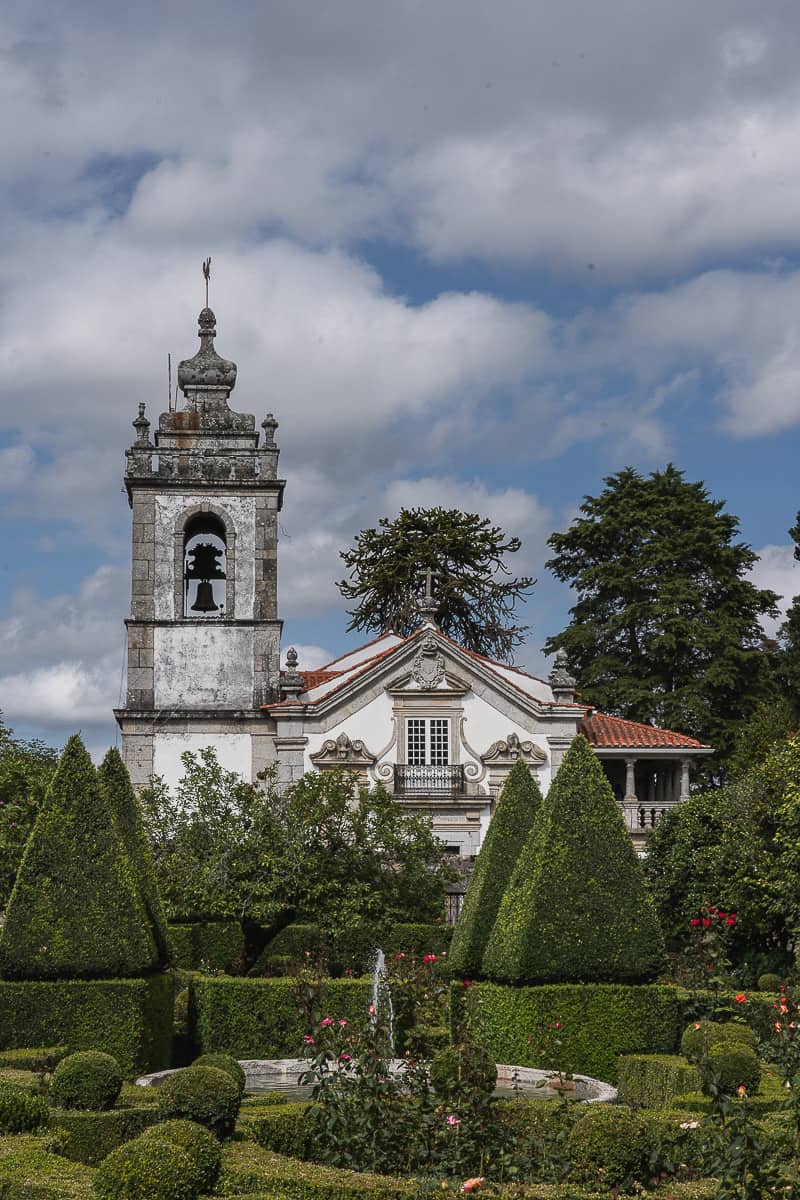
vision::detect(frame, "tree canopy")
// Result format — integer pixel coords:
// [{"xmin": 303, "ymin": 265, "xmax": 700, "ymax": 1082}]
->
[
  {"xmin": 140, "ymin": 750, "xmax": 451, "ymax": 938},
  {"xmin": 544, "ymin": 465, "xmax": 780, "ymax": 775},
  {"xmin": 337, "ymin": 507, "xmax": 534, "ymax": 661}
]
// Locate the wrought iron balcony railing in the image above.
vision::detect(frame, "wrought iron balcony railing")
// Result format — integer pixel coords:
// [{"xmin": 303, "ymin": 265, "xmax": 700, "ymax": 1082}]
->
[{"xmin": 394, "ymin": 764, "xmax": 466, "ymax": 797}]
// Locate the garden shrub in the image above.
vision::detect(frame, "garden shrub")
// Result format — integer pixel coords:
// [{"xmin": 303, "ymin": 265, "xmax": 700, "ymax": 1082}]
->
[
  {"xmin": 48, "ymin": 1105, "xmax": 159, "ymax": 1166},
  {"xmin": 252, "ymin": 923, "xmax": 323, "ymax": 973},
  {"xmin": 0, "ymin": 735, "xmax": 161, "ymax": 981},
  {"xmin": 673, "ymin": 1066, "xmax": 785, "ymax": 1114},
  {"xmin": 167, "ymin": 921, "xmax": 243, "ymax": 973},
  {"xmin": 757, "ymin": 972, "xmax": 784, "ymax": 992},
  {"xmin": 217, "ymin": 1141, "xmax": 415, "ymax": 1198},
  {"xmin": 0, "ymin": 975, "xmax": 173, "ymax": 1076},
  {"xmin": 568, "ymin": 1103, "xmax": 651, "ymax": 1190},
  {"xmin": 191, "ymin": 975, "xmax": 373, "ymax": 1057},
  {"xmin": 680, "ymin": 1019, "xmax": 756, "ymax": 1062},
  {"xmin": 699, "ymin": 1042, "xmax": 761, "ymax": 1095},
  {"xmin": 244, "ymin": 1100, "xmax": 310, "ymax": 1159},
  {"xmin": 0, "ymin": 1137, "xmax": 95, "ymax": 1198},
  {"xmin": 616, "ymin": 1054, "xmax": 700, "ymax": 1108},
  {"xmin": 0, "ymin": 1084, "xmax": 48, "ymax": 1133},
  {"xmin": 98, "ymin": 749, "xmax": 170, "ymax": 971},
  {"xmin": 429, "ymin": 1042, "xmax": 496, "ymax": 1101},
  {"xmin": 0, "ymin": 1047, "xmax": 68, "ymax": 1072},
  {"xmin": 450, "ymin": 981, "xmax": 682, "ymax": 1083},
  {"xmin": 385, "ymin": 923, "xmax": 453, "ymax": 959},
  {"xmin": 49, "ymin": 1050, "xmax": 122, "ymax": 1111},
  {"xmin": 192, "ymin": 1052, "xmax": 245, "ymax": 1094},
  {"xmin": 140, "ymin": 1119, "xmax": 221, "ymax": 1192},
  {"xmin": 94, "ymin": 1133, "xmax": 199, "ymax": 1200},
  {"xmin": 156, "ymin": 1064, "xmax": 241, "ymax": 1137},
  {"xmin": 483, "ymin": 735, "xmax": 666, "ymax": 984},
  {"xmin": 449, "ymin": 760, "xmax": 543, "ymax": 978}
]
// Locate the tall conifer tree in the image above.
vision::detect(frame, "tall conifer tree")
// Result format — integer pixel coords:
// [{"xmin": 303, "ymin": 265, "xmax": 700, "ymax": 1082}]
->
[
  {"xmin": 482, "ymin": 735, "xmax": 665, "ymax": 985},
  {"xmin": 449, "ymin": 759, "xmax": 542, "ymax": 978},
  {"xmin": 0, "ymin": 735, "xmax": 160, "ymax": 980}
]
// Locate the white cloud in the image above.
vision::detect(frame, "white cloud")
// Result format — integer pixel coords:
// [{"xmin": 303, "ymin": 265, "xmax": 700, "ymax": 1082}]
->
[
  {"xmin": 750, "ymin": 543, "xmax": 800, "ymax": 638},
  {"xmin": 280, "ymin": 644, "xmax": 333, "ymax": 671}
]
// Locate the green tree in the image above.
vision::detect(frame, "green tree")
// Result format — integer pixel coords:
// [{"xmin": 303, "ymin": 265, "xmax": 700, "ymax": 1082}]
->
[
  {"xmin": 0, "ymin": 735, "xmax": 161, "ymax": 980},
  {"xmin": 448, "ymin": 759, "xmax": 542, "ymax": 979},
  {"xmin": 337, "ymin": 507, "xmax": 534, "ymax": 661},
  {"xmin": 777, "ymin": 510, "xmax": 800, "ymax": 706},
  {"xmin": 545, "ymin": 465, "xmax": 780, "ymax": 776},
  {"xmin": 0, "ymin": 716, "xmax": 58, "ymax": 908},
  {"xmin": 646, "ymin": 736, "xmax": 800, "ymax": 977},
  {"xmin": 140, "ymin": 752, "xmax": 450, "ymax": 938},
  {"xmin": 482, "ymin": 735, "xmax": 665, "ymax": 984}
]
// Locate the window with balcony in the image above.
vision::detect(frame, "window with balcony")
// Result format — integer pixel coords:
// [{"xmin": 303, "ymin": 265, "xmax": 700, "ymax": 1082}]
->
[{"xmin": 395, "ymin": 717, "xmax": 464, "ymax": 795}]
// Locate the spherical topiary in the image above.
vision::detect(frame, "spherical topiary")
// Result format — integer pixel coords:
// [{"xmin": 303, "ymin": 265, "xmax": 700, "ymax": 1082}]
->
[
  {"xmin": 49, "ymin": 1050, "xmax": 123, "ymax": 1111},
  {"xmin": 758, "ymin": 973, "xmax": 784, "ymax": 993},
  {"xmin": 141, "ymin": 1120, "xmax": 221, "ymax": 1193},
  {"xmin": 430, "ymin": 1043, "xmax": 497, "ymax": 1101},
  {"xmin": 156, "ymin": 1065, "xmax": 240, "ymax": 1138},
  {"xmin": 0, "ymin": 1083, "xmax": 49, "ymax": 1133},
  {"xmin": 192, "ymin": 1053, "xmax": 246, "ymax": 1096},
  {"xmin": 94, "ymin": 1133, "xmax": 199, "ymax": 1200},
  {"xmin": 680, "ymin": 1020, "xmax": 756, "ymax": 1063},
  {"xmin": 569, "ymin": 1104, "xmax": 651, "ymax": 1188},
  {"xmin": 700, "ymin": 1042, "xmax": 761, "ymax": 1097}
]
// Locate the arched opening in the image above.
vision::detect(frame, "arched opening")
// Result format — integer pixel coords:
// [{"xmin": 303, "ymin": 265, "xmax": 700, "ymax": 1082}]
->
[{"xmin": 183, "ymin": 513, "xmax": 227, "ymax": 617}]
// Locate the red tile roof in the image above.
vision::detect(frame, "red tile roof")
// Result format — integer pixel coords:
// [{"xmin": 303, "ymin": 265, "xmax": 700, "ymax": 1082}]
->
[
  {"xmin": 579, "ymin": 712, "xmax": 708, "ymax": 749},
  {"xmin": 298, "ymin": 670, "xmax": 341, "ymax": 690}
]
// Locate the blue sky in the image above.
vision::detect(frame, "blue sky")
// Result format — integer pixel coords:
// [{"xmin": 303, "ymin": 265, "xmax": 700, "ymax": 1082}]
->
[{"xmin": 1, "ymin": 0, "xmax": 799, "ymax": 756}]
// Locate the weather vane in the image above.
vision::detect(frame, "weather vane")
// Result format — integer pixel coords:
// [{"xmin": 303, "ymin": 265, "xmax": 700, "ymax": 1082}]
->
[{"xmin": 202, "ymin": 257, "xmax": 211, "ymax": 307}]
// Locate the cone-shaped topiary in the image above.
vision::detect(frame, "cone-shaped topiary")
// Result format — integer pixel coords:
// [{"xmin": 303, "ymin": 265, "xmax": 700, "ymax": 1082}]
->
[
  {"xmin": 448, "ymin": 759, "xmax": 543, "ymax": 978},
  {"xmin": 482, "ymin": 735, "xmax": 666, "ymax": 984},
  {"xmin": 98, "ymin": 747, "xmax": 170, "ymax": 969},
  {"xmin": 0, "ymin": 735, "xmax": 161, "ymax": 980}
]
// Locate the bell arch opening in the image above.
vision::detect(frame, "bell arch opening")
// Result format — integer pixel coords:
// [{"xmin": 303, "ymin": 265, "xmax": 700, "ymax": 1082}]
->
[{"xmin": 183, "ymin": 513, "xmax": 227, "ymax": 617}]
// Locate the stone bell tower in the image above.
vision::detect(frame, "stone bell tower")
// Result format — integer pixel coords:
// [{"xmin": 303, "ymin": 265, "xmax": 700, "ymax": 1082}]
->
[{"xmin": 115, "ymin": 298, "xmax": 285, "ymax": 789}]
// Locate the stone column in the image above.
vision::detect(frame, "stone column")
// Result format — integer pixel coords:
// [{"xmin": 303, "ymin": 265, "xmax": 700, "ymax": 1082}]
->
[
  {"xmin": 624, "ymin": 758, "xmax": 637, "ymax": 802},
  {"xmin": 680, "ymin": 759, "xmax": 691, "ymax": 801}
]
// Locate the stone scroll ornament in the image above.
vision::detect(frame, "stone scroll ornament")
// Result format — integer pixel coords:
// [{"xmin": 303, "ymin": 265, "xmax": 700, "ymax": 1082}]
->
[
  {"xmin": 309, "ymin": 732, "xmax": 377, "ymax": 769},
  {"xmin": 481, "ymin": 732, "xmax": 547, "ymax": 767},
  {"xmin": 410, "ymin": 634, "xmax": 446, "ymax": 689}
]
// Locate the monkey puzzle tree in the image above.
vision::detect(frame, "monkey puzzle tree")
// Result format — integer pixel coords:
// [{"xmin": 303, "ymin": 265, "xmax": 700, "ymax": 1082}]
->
[{"xmin": 338, "ymin": 507, "xmax": 534, "ymax": 662}]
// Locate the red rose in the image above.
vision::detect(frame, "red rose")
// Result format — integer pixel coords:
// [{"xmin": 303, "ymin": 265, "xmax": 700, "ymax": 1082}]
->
[
  {"xmin": 701, "ymin": 918, "xmax": 711, "ymax": 927},
  {"xmin": 690, "ymin": 919, "xmax": 701, "ymax": 927}
]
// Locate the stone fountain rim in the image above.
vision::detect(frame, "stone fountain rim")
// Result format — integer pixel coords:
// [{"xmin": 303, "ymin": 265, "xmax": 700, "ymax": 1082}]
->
[{"xmin": 135, "ymin": 1058, "xmax": 616, "ymax": 1104}]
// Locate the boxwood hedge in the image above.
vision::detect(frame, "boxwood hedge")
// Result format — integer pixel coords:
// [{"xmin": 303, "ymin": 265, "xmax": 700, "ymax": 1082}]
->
[
  {"xmin": 617, "ymin": 1054, "xmax": 701, "ymax": 1108},
  {"xmin": 167, "ymin": 921, "xmax": 244, "ymax": 974},
  {"xmin": 191, "ymin": 976, "xmax": 373, "ymax": 1058},
  {"xmin": 48, "ymin": 1103, "xmax": 160, "ymax": 1165},
  {"xmin": 448, "ymin": 759, "xmax": 542, "ymax": 979},
  {"xmin": 0, "ymin": 975, "xmax": 173, "ymax": 1076}
]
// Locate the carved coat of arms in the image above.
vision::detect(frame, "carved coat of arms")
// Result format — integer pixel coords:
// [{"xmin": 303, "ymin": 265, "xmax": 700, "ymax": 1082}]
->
[{"xmin": 411, "ymin": 634, "xmax": 446, "ymax": 689}]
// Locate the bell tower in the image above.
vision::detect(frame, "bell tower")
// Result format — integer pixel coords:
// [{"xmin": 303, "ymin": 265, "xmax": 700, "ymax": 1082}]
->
[{"xmin": 115, "ymin": 292, "xmax": 285, "ymax": 789}]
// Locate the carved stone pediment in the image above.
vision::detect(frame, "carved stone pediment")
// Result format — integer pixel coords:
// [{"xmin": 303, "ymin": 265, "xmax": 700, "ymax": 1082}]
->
[
  {"xmin": 411, "ymin": 634, "xmax": 446, "ymax": 689},
  {"xmin": 310, "ymin": 731, "xmax": 377, "ymax": 768},
  {"xmin": 482, "ymin": 732, "xmax": 546, "ymax": 767}
]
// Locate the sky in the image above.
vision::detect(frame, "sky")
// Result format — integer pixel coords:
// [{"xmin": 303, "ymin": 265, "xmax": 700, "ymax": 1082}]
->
[{"xmin": 2, "ymin": 0, "xmax": 800, "ymax": 757}]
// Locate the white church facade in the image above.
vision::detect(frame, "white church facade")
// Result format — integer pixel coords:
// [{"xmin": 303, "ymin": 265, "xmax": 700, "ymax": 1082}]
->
[{"xmin": 115, "ymin": 301, "xmax": 712, "ymax": 855}]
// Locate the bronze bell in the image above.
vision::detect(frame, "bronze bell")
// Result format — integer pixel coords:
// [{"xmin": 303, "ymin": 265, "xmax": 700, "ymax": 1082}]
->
[{"xmin": 191, "ymin": 580, "xmax": 219, "ymax": 612}]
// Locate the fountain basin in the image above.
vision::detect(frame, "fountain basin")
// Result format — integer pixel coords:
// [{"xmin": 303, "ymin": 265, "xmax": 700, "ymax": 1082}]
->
[{"xmin": 135, "ymin": 1058, "xmax": 616, "ymax": 1103}]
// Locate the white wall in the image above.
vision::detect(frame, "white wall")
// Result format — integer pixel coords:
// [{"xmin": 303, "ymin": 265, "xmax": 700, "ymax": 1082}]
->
[
  {"xmin": 153, "ymin": 625, "xmax": 254, "ymax": 707},
  {"xmin": 152, "ymin": 732, "xmax": 252, "ymax": 790}
]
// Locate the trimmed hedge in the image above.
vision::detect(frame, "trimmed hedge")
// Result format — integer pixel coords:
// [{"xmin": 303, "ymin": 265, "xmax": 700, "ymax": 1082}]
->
[
  {"xmin": 98, "ymin": 749, "xmax": 170, "ymax": 972},
  {"xmin": 680, "ymin": 1019, "xmax": 756, "ymax": 1062},
  {"xmin": 48, "ymin": 1104, "xmax": 159, "ymax": 1165},
  {"xmin": 168, "ymin": 921, "xmax": 244, "ymax": 974},
  {"xmin": 0, "ymin": 1136, "xmax": 94, "ymax": 1199},
  {"xmin": 241, "ymin": 1100, "xmax": 310, "ymax": 1159},
  {"xmin": 450, "ymin": 981, "xmax": 683, "ymax": 1083},
  {"xmin": 673, "ymin": 1065, "xmax": 786, "ymax": 1114},
  {"xmin": 191, "ymin": 976, "xmax": 373, "ymax": 1058},
  {"xmin": 449, "ymin": 759, "xmax": 543, "ymax": 978},
  {"xmin": 193, "ymin": 1053, "xmax": 246, "ymax": 1095},
  {"xmin": 0, "ymin": 975, "xmax": 173, "ymax": 1076},
  {"xmin": 569, "ymin": 1104, "xmax": 652, "ymax": 1189},
  {"xmin": 617, "ymin": 1054, "xmax": 701, "ymax": 1108},
  {"xmin": 141, "ymin": 1119, "xmax": 222, "ymax": 1193},
  {"xmin": 385, "ymin": 923, "xmax": 453, "ymax": 958},
  {"xmin": 0, "ymin": 1085, "xmax": 48, "ymax": 1134},
  {"xmin": 483, "ymin": 735, "xmax": 666, "ymax": 984},
  {"xmin": 0, "ymin": 736, "xmax": 161, "ymax": 981},
  {"xmin": 0, "ymin": 1047, "xmax": 68, "ymax": 1072},
  {"xmin": 217, "ymin": 1142, "xmax": 415, "ymax": 1198},
  {"xmin": 94, "ymin": 1133, "xmax": 198, "ymax": 1200}
]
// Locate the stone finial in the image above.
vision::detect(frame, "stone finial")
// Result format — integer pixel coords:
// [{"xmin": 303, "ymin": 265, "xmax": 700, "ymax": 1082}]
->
[
  {"xmin": 261, "ymin": 413, "xmax": 279, "ymax": 445},
  {"xmin": 549, "ymin": 649, "xmax": 577, "ymax": 703},
  {"xmin": 177, "ymin": 307, "xmax": 238, "ymax": 394},
  {"xmin": 132, "ymin": 402, "xmax": 152, "ymax": 447},
  {"xmin": 282, "ymin": 647, "xmax": 304, "ymax": 700},
  {"xmin": 418, "ymin": 567, "xmax": 440, "ymax": 628}
]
